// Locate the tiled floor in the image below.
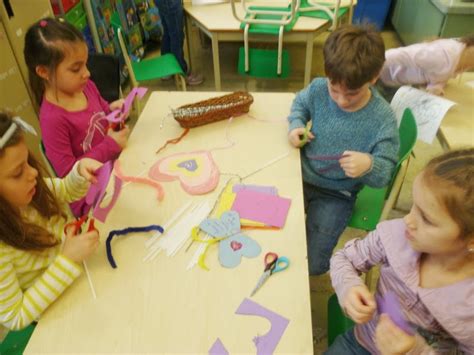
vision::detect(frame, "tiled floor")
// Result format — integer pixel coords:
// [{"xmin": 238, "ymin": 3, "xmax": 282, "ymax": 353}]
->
[{"xmin": 130, "ymin": 23, "xmax": 444, "ymax": 354}]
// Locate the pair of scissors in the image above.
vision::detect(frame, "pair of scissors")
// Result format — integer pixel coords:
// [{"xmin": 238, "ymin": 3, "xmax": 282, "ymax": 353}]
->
[
  {"xmin": 250, "ymin": 252, "xmax": 290, "ymax": 296},
  {"xmin": 64, "ymin": 215, "xmax": 97, "ymax": 236}
]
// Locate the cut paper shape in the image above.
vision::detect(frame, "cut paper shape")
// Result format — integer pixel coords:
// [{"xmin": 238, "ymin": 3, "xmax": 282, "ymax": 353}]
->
[
  {"xmin": 84, "ymin": 160, "xmax": 122, "ymax": 222},
  {"xmin": 106, "ymin": 87, "xmax": 148, "ymax": 123},
  {"xmin": 114, "ymin": 160, "xmax": 164, "ymax": 201},
  {"xmin": 233, "ymin": 184, "xmax": 278, "ymax": 196},
  {"xmin": 149, "ymin": 150, "xmax": 220, "ymax": 195},
  {"xmin": 377, "ymin": 291, "xmax": 415, "ymax": 335},
  {"xmin": 196, "ymin": 211, "xmax": 261, "ymax": 269},
  {"xmin": 209, "ymin": 338, "xmax": 229, "ymax": 355},
  {"xmin": 232, "ymin": 189, "xmax": 291, "ymax": 228},
  {"xmin": 93, "ymin": 175, "xmax": 123, "ymax": 223},
  {"xmin": 236, "ymin": 298, "xmax": 290, "ymax": 355}
]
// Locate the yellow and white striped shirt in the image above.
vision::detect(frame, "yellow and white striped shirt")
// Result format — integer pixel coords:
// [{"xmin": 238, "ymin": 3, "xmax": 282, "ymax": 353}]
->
[{"xmin": 0, "ymin": 164, "xmax": 88, "ymax": 330}]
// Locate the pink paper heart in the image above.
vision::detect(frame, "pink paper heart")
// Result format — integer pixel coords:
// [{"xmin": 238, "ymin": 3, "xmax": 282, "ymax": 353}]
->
[
  {"xmin": 230, "ymin": 241, "xmax": 242, "ymax": 251},
  {"xmin": 148, "ymin": 150, "xmax": 220, "ymax": 195}
]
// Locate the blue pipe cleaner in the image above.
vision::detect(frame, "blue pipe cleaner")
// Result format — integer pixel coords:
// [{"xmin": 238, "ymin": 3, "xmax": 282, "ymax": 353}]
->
[{"xmin": 106, "ymin": 225, "xmax": 164, "ymax": 268}]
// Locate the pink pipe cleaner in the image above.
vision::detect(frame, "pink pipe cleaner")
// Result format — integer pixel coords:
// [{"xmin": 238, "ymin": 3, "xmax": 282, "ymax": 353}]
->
[{"xmin": 114, "ymin": 160, "xmax": 165, "ymax": 201}]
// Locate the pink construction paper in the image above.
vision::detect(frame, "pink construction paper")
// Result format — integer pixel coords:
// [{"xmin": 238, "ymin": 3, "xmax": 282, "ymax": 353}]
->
[
  {"xmin": 233, "ymin": 184, "xmax": 278, "ymax": 195},
  {"xmin": 231, "ymin": 190, "xmax": 291, "ymax": 228},
  {"xmin": 93, "ymin": 175, "xmax": 123, "ymax": 223},
  {"xmin": 106, "ymin": 87, "xmax": 148, "ymax": 123},
  {"xmin": 236, "ymin": 298, "xmax": 289, "ymax": 355},
  {"xmin": 209, "ymin": 338, "xmax": 229, "ymax": 355},
  {"xmin": 85, "ymin": 161, "xmax": 113, "ymax": 214}
]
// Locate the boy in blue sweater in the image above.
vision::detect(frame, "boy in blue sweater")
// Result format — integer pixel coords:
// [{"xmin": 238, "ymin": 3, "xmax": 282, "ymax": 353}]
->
[{"xmin": 288, "ymin": 25, "xmax": 399, "ymax": 275}]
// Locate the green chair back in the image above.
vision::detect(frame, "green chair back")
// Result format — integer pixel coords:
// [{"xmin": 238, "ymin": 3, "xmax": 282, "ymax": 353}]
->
[
  {"xmin": 327, "ymin": 293, "xmax": 354, "ymax": 347},
  {"xmin": 0, "ymin": 323, "xmax": 36, "ymax": 355},
  {"xmin": 348, "ymin": 108, "xmax": 418, "ymax": 231}
]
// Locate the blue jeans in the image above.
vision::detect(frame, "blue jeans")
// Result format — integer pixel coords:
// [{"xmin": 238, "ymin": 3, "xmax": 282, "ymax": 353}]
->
[
  {"xmin": 325, "ymin": 329, "xmax": 371, "ymax": 355},
  {"xmin": 155, "ymin": 0, "xmax": 188, "ymax": 73},
  {"xmin": 304, "ymin": 182, "xmax": 356, "ymax": 275}
]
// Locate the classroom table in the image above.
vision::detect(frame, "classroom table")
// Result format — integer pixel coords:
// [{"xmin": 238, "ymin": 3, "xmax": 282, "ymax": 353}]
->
[
  {"xmin": 437, "ymin": 72, "xmax": 474, "ymax": 150},
  {"xmin": 184, "ymin": 2, "xmax": 332, "ymax": 91},
  {"xmin": 25, "ymin": 92, "xmax": 313, "ymax": 354}
]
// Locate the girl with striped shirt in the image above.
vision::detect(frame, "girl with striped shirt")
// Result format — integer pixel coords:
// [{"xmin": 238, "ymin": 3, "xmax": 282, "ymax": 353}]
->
[
  {"xmin": 0, "ymin": 111, "xmax": 100, "ymax": 330},
  {"xmin": 328, "ymin": 149, "xmax": 474, "ymax": 354}
]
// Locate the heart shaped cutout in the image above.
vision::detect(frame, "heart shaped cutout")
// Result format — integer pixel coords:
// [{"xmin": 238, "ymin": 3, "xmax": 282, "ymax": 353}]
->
[{"xmin": 230, "ymin": 241, "xmax": 242, "ymax": 251}]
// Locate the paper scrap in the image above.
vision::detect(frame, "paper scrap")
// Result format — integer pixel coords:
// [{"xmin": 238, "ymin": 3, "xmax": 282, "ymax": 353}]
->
[
  {"xmin": 233, "ymin": 184, "xmax": 278, "ymax": 195},
  {"xmin": 390, "ymin": 86, "xmax": 456, "ymax": 144},
  {"xmin": 236, "ymin": 298, "xmax": 289, "ymax": 355},
  {"xmin": 209, "ymin": 338, "xmax": 229, "ymax": 355},
  {"xmin": 231, "ymin": 189, "xmax": 291, "ymax": 228}
]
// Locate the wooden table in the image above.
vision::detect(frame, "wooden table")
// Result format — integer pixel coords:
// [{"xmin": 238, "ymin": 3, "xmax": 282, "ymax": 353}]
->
[
  {"xmin": 438, "ymin": 73, "xmax": 474, "ymax": 150},
  {"xmin": 25, "ymin": 92, "xmax": 313, "ymax": 354},
  {"xmin": 184, "ymin": 2, "xmax": 332, "ymax": 91}
]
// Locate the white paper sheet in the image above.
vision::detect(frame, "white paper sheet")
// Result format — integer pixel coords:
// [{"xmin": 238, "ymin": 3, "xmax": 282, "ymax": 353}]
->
[{"xmin": 390, "ymin": 86, "xmax": 456, "ymax": 144}]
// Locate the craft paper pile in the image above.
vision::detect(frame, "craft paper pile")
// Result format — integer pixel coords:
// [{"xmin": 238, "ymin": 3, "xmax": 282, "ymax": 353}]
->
[{"xmin": 215, "ymin": 183, "xmax": 291, "ymax": 228}]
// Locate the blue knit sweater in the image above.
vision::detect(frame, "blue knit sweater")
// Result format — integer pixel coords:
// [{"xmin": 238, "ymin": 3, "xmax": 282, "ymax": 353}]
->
[{"xmin": 288, "ymin": 78, "xmax": 399, "ymax": 193}]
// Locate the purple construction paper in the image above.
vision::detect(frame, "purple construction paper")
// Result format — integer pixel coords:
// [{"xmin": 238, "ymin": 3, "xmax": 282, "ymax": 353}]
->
[
  {"xmin": 377, "ymin": 292, "xmax": 415, "ymax": 335},
  {"xmin": 233, "ymin": 184, "xmax": 278, "ymax": 195},
  {"xmin": 85, "ymin": 161, "xmax": 113, "ymax": 214},
  {"xmin": 106, "ymin": 87, "xmax": 148, "ymax": 123},
  {"xmin": 235, "ymin": 298, "xmax": 289, "ymax": 355},
  {"xmin": 93, "ymin": 175, "xmax": 123, "ymax": 223},
  {"xmin": 231, "ymin": 189, "xmax": 291, "ymax": 228},
  {"xmin": 208, "ymin": 338, "xmax": 229, "ymax": 355}
]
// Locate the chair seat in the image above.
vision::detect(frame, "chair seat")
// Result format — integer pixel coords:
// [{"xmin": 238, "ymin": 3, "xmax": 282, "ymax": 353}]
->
[
  {"xmin": 132, "ymin": 54, "xmax": 184, "ymax": 82},
  {"xmin": 327, "ymin": 293, "xmax": 354, "ymax": 347},
  {"xmin": 348, "ymin": 186, "xmax": 388, "ymax": 231}
]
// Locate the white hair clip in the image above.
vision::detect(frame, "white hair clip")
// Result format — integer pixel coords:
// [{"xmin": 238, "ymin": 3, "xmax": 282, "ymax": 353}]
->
[{"xmin": 0, "ymin": 116, "xmax": 37, "ymax": 150}]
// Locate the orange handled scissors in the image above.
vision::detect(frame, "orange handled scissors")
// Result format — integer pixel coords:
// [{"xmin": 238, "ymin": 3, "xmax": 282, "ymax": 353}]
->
[
  {"xmin": 64, "ymin": 215, "xmax": 97, "ymax": 236},
  {"xmin": 250, "ymin": 252, "xmax": 290, "ymax": 296}
]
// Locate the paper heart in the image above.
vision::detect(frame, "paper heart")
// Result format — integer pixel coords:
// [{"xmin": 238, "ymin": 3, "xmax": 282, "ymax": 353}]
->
[
  {"xmin": 149, "ymin": 150, "xmax": 220, "ymax": 195},
  {"xmin": 200, "ymin": 210, "xmax": 241, "ymax": 237},
  {"xmin": 230, "ymin": 241, "xmax": 242, "ymax": 251},
  {"xmin": 218, "ymin": 234, "xmax": 261, "ymax": 268}
]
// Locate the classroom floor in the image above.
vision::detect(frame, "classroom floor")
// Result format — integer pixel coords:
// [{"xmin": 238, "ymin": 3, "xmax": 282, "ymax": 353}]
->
[{"xmin": 130, "ymin": 24, "xmax": 445, "ymax": 354}]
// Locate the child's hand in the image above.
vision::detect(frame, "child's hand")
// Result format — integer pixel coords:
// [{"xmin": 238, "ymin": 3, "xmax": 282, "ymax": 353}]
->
[
  {"xmin": 78, "ymin": 158, "xmax": 102, "ymax": 184},
  {"xmin": 62, "ymin": 229, "xmax": 100, "ymax": 264},
  {"xmin": 343, "ymin": 285, "xmax": 376, "ymax": 324},
  {"xmin": 339, "ymin": 151, "xmax": 372, "ymax": 178},
  {"xmin": 108, "ymin": 125, "xmax": 130, "ymax": 149},
  {"xmin": 288, "ymin": 127, "xmax": 314, "ymax": 147},
  {"xmin": 375, "ymin": 314, "xmax": 416, "ymax": 355},
  {"xmin": 109, "ymin": 98, "xmax": 127, "ymax": 113},
  {"xmin": 425, "ymin": 85, "xmax": 445, "ymax": 96}
]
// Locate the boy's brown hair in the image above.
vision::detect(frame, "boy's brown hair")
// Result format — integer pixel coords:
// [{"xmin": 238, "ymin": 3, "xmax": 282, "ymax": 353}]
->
[{"xmin": 324, "ymin": 24, "xmax": 385, "ymax": 89}]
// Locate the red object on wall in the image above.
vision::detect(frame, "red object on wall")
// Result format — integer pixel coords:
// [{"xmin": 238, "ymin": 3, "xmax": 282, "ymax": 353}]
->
[{"xmin": 51, "ymin": 0, "xmax": 80, "ymax": 15}]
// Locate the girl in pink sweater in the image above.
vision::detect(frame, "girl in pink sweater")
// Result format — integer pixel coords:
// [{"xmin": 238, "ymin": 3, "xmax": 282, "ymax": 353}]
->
[{"xmin": 23, "ymin": 18, "xmax": 130, "ymax": 216}]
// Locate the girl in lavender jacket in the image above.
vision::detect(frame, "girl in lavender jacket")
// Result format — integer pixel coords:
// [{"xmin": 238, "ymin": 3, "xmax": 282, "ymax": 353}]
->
[
  {"xmin": 380, "ymin": 35, "xmax": 474, "ymax": 97},
  {"xmin": 327, "ymin": 149, "xmax": 474, "ymax": 354},
  {"xmin": 23, "ymin": 18, "xmax": 130, "ymax": 217}
]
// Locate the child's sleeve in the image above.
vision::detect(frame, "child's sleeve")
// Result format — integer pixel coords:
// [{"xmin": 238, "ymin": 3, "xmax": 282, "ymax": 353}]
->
[
  {"xmin": 45, "ymin": 162, "xmax": 89, "ymax": 204},
  {"xmin": 0, "ymin": 252, "xmax": 81, "ymax": 330},
  {"xmin": 41, "ymin": 112, "xmax": 121, "ymax": 178},
  {"xmin": 361, "ymin": 113, "xmax": 399, "ymax": 188},
  {"xmin": 287, "ymin": 84, "xmax": 313, "ymax": 132},
  {"xmin": 330, "ymin": 224, "xmax": 387, "ymax": 304}
]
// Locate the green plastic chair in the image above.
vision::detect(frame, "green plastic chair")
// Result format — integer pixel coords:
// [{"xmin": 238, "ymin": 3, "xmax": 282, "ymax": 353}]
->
[
  {"xmin": 0, "ymin": 323, "xmax": 36, "ymax": 355},
  {"xmin": 116, "ymin": 27, "xmax": 186, "ymax": 115},
  {"xmin": 327, "ymin": 293, "xmax": 354, "ymax": 347},
  {"xmin": 348, "ymin": 108, "xmax": 418, "ymax": 232}
]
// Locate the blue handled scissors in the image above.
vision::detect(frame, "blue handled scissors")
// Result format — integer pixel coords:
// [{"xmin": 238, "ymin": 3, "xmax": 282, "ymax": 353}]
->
[{"xmin": 250, "ymin": 252, "xmax": 290, "ymax": 296}]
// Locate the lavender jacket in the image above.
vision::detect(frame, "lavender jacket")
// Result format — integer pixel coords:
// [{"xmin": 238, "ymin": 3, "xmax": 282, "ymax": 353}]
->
[{"xmin": 330, "ymin": 219, "xmax": 474, "ymax": 354}]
